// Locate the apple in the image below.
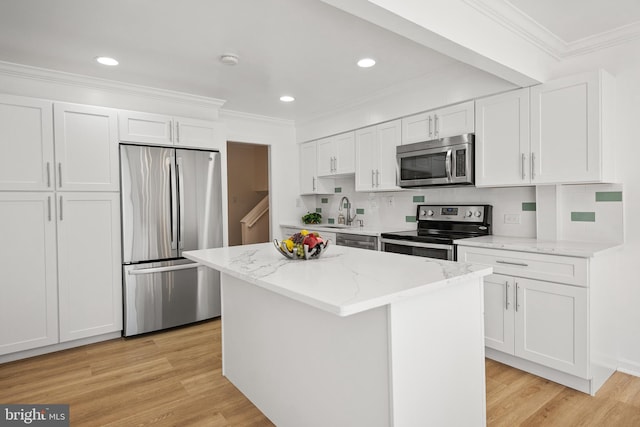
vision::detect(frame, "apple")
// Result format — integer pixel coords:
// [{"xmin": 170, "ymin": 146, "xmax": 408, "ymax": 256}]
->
[{"xmin": 303, "ymin": 235, "xmax": 318, "ymax": 249}]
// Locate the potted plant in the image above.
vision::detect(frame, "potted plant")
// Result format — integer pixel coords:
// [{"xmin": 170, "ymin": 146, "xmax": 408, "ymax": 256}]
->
[{"xmin": 301, "ymin": 211, "xmax": 322, "ymax": 224}]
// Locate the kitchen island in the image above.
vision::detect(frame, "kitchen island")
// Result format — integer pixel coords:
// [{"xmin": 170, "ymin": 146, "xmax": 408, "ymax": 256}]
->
[{"xmin": 184, "ymin": 243, "xmax": 492, "ymax": 427}]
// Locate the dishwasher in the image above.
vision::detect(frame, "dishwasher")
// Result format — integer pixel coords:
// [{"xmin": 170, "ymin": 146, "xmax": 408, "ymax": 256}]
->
[{"xmin": 335, "ymin": 233, "xmax": 378, "ymax": 251}]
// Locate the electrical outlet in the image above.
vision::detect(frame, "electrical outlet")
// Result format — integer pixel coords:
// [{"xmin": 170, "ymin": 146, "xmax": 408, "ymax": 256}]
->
[
  {"xmin": 504, "ymin": 214, "xmax": 521, "ymax": 224},
  {"xmin": 387, "ymin": 196, "xmax": 394, "ymax": 207}
]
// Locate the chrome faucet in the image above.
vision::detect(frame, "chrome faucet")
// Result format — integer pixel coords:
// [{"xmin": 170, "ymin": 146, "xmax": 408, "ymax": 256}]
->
[{"xmin": 339, "ymin": 196, "xmax": 357, "ymax": 226}]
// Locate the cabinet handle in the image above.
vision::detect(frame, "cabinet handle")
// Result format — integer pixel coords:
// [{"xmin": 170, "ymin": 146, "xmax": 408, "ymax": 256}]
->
[
  {"xmin": 428, "ymin": 116, "xmax": 433, "ymax": 138},
  {"xmin": 505, "ymin": 281, "xmax": 510, "ymax": 310},
  {"xmin": 176, "ymin": 121, "xmax": 180, "ymax": 143},
  {"xmin": 312, "ymin": 177, "xmax": 316, "ymax": 191},
  {"xmin": 434, "ymin": 114, "xmax": 439, "ymax": 138},
  {"xmin": 46, "ymin": 162, "xmax": 51, "ymax": 187},
  {"xmin": 521, "ymin": 153, "xmax": 526, "ymax": 180},
  {"xmin": 58, "ymin": 163, "xmax": 62, "ymax": 187},
  {"xmin": 515, "ymin": 282, "xmax": 520, "ymax": 312},
  {"xmin": 47, "ymin": 196, "xmax": 52, "ymax": 222},
  {"xmin": 59, "ymin": 195, "xmax": 63, "ymax": 221},
  {"xmin": 531, "ymin": 152, "xmax": 536, "ymax": 180},
  {"xmin": 169, "ymin": 122, "xmax": 173, "ymax": 142},
  {"xmin": 496, "ymin": 260, "xmax": 529, "ymax": 267},
  {"xmin": 371, "ymin": 169, "xmax": 375, "ymax": 188},
  {"xmin": 376, "ymin": 169, "xmax": 380, "ymax": 187}
]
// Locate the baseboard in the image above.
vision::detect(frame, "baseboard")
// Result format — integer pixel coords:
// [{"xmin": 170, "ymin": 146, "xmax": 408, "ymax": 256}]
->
[{"xmin": 617, "ymin": 358, "xmax": 640, "ymax": 378}]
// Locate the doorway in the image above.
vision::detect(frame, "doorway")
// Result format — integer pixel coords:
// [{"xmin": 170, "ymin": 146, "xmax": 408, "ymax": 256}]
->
[{"xmin": 226, "ymin": 141, "xmax": 270, "ymax": 246}]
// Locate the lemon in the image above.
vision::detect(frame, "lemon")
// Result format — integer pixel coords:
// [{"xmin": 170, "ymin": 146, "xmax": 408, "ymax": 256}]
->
[
  {"xmin": 283, "ymin": 239, "xmax": 294, "ymax": 252},
  {"xmin": 300, "ymin": 229, "xmax": 309, "ymax": 236}
]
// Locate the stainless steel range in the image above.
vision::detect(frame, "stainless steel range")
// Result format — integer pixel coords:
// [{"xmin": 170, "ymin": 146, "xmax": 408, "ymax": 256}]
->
[{"xmin": 380, "ymin": 204, "xmax": 492, "ymax": 261}]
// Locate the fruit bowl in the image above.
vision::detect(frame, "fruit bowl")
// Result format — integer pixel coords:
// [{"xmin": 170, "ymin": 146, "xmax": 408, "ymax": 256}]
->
[
  {"xmin": 274, "ymin": 239, "xmax": 330, "ymax": 260},
  {"xmin": 274, "ymin": 230, "xmax": 330, "ymax": 260}
]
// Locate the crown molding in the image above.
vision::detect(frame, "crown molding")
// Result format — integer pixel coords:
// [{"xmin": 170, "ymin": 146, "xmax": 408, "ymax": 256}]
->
[
  {"xmin": 0, "ymin": 60, "xmax": 226, "ymax": 110},
  {"xmin": 463, "ymin": 0, "xmax": 640, "ymax": 59},
  {"xmin": 219, "ymin": 108, "xmax": 295, "ymax": 127}
]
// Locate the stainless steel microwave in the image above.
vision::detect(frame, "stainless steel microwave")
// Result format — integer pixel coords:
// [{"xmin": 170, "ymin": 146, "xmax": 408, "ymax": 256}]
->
[{"xmin": 396, "ymin": 133, "xmax": 474, "ymax": 187}]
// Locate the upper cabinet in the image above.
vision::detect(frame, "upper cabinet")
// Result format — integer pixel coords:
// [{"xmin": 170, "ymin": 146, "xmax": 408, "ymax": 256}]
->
[
  {"xmin": 119, "ymin": 111, "xmax": 220, "ymax": 149},
  {"xmin": 355, "ymin": 120, "xmax": 401, "ymax": 192},
  {"xmin": 476, "ymin": 70, "xmax": 615, "ymax": 187},
  {"xmin": 300, "ymin": 141, "xmax": 332, "ymax": 195},
  {"xmin": 530, "ymin": 70, "xmax": 615, "ymax": 184},
  {"xmin": 402, "ymin": 101, "xmax": 474, "ymax": 145},
  {"xmin": 475, "ymin": 88, "xmax": 530, "ymax": 187},
  {"xmin": 54, "ymin": 103, "xmax": 119, "ymax": 192},
  {"xmin": 0, "ymin": 95, "xmax": 54, "ymax": 191},
  {"xmin": 317, "ymin": 131, "xmax": 355, "ymax": 177}
]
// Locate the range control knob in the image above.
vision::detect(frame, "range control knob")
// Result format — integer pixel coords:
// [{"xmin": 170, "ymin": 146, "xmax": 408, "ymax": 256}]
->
[
  {"xmin": 474, "ymin": 211, "xmax": 482, "ymax": 217},
  {"xmin": 465, "ymin": 211, "xmax": 473, "ymax": 218},
  {"xmin": 420, "ymin": 209, "xmax": 427, "ymax": 217},
  {"xmin": 426, "ymin": 209, "xmax": 434, "ymax": 216}
]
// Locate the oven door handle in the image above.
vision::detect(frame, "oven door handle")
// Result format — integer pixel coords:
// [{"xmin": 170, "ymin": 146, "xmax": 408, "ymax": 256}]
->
[
  {"xmin": 445, "ymin": 149, "xmax": 453, "ymax": 181},
  {"xmin": 380, "ymin": 238, "xmax": 453, "ymax": 250}
]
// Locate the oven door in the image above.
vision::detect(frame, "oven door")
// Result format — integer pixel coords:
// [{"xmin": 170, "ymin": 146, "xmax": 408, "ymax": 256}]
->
[
  {"xmin": 380, "ymin": 238, "xmax": 455, "ymax": 261},
  {"xmin": 397, "ymin": 143, "xmax": 473, "ymax": 187}
]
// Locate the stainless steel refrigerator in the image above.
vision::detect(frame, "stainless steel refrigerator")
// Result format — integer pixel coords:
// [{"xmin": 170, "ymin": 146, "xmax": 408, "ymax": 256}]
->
[{"xmin": 120, "ymin": 144, "xmax": 223, "ymax": 336}]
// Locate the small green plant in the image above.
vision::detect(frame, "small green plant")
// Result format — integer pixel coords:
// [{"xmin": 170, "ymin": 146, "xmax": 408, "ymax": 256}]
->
[{"xmin": 301, "ymin": 212, "xmax": 322, "ymax": 224}]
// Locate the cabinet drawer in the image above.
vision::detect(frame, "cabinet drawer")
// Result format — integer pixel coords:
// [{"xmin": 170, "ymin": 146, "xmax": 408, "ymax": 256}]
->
[{"xmin": 457, "ymin": 246, "xmax": 588, "ymax": 286}]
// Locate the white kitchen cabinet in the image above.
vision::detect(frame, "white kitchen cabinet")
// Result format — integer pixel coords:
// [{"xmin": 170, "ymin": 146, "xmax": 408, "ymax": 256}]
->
[
  {"xmin": 475, "ymin": 88, "xmax": 530, "ymax": 186},
  {"xmin": 118, "ymin": 110, "xmax": 220, "ymax": 149},
  {"xmin": 54, "ymin": 103, "xmax": 119, "ymax": 191},
  {"xmin": 300, "ymin": 141, "xmax": 332, "ymax": 195},
  {"xmin": 401, "ymin": 101, "xmax": 474, "ymax": 144},
  {"xmin": 0, "ymin": 193, "xmax": 59, "ymax": 355},
  {"xmin": 355, "ymin": 119, "xmax": 401, "ymax": 191},
  {"xmin": 317, "ymin": 132, "xmax": 355, "ymax": 177},
  {"xmin": 530, "ymin": 70, "xmax": 615, "ymax": 184},
  {"xmin": 458, "ymin": 244, "xmax": 614, "ymax": 395},
  {"xmin": 57, "ymin": 192, "xmax": 122, "ymax": 342},
  {"xmin": 0, "ymin": 95, "xmax": 54, "ymax": 191}
]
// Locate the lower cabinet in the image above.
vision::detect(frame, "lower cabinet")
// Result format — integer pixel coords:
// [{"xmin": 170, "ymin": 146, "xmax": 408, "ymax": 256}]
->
[
  {"xmin": 484, "ymin": 273, "xmax": 588, "ymax": 377},
  {"xmin": 458, "ymin": 244, "xmax": 614, "ymax": 395},
  {"xmin": 0, "ymin": 191, "xmax": 122, "ymax": 357}
]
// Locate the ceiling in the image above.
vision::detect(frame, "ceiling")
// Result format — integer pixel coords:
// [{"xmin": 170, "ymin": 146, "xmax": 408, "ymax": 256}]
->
[{"xmin": 0, "ymin": 0, "xmax": 639, "ymax": 121}]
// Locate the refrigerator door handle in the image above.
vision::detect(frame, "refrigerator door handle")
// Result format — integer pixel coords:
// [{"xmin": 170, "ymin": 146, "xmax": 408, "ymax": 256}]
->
[
  {"xmin": 169, "ymin": 156, "xmax": 178, "ymax": 250},
  {"xmin": 177, "ymin": 156, "xmax": 185, "ymax": 250},
  {"xmin": 127, "ymin": 263, "xmax": 200, "ymax": 275}
]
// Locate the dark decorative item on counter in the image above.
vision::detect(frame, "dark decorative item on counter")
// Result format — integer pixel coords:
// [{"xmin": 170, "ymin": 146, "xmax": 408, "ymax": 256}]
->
[{"xmin": 301, "ymin": 211, "xmax": 322, "ymax": 224}]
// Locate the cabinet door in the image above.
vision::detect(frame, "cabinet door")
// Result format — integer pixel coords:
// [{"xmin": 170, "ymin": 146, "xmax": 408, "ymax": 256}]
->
[
  {"xmin": 118, "ymin": 111, "xmax": 173, "ymax": 145},
  {"xmin": 514, "ymin": 278, "xmax": 588, "ymax": 377},
  {"xmin": 175, "ymin": 117, "xmax": 218, "ymax": 149},
  {"xmin": 434, "ymin": 101, "xmax": 474, "ymax": 139},
  {"xmin": 0, "ymin": 95, "xmax": 54, "ymax": 191},
  {"xmin": 57, "ymin": 192, "xmax": 122, "ymax": 342},
  {"xmin": 54, "ymin": 103, "xmax": 119, "ymax": 191},
  {"xmin": 0, "ymin": 193, "xmax": 58, "ymax": 355},
  {"xmin": 402, "ymin": 111, "xmax": 433, "ymax": 144},
  {"xmin": 376, "ymin": 120, "xmax": 401, "ymax": 191},
  {"xmin": 475, "ymin": 89, "xmax": 530, "ymax": 187},
  {"xmin": 335, "ymin": 132, "xmax": 355, "ymax": 175},
  {"xmin": 316, "ymin": 137, "xmax": 335, "ymax": 177},
  {"xmin": 355, "ymin": 126, "xmax": 377, "ymax": 191},
  {"xmin": 483, "ymin": 274, "xmax": 515, "ymax": 354},
  {"xmin": 530, "ymin": 71, "xmax": 601, "ymax": 184},
  {"xmin": 300, "ymin": 142, "xmax": 317, "ymax": 194}
]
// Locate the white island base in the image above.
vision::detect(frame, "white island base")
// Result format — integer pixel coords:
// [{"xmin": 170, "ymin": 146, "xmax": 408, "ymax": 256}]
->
[
  {"xmin": 222, "ymin": 274, "xmax": 485, "ymax": 426},
  {"xmin": 185, "ymin": 244, "xmax": 490, "ymax": 426}
]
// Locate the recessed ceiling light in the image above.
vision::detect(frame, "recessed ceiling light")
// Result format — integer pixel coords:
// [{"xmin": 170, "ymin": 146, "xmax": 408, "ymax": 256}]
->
[
  {"xmin": 357, "ymin": 58, "xmax": 376, "ymax": 68},
  {"xmin": 280, "ymin": 95, "xmax": 295, "ymax": 102},
  {"xmin": 95, "ymin": 56, "xmax": 119, "ymax": 66}
]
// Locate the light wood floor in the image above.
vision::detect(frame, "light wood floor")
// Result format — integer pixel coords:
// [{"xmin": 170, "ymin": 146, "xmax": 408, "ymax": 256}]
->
[{"xmin": 1, "ymin": 319, "xmax": 639, "ymax": 426}]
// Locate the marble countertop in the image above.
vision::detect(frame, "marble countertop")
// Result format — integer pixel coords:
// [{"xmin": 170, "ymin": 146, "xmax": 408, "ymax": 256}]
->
[
  {"xmin": 184, "ymin": 243, "xmax": 492, "ymax": 317},
  {"xmin": 280, "ymin": 223, "xmax": 414, "ymax": 237},
  {"xmin": 454, "ymin": 235, "xmax": 622, "ymax": 258}
]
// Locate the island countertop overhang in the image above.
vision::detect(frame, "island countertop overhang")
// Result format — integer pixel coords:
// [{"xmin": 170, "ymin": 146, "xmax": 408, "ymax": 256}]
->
[{"xmin": 184, "ymin": 243, "xmax": 492, "ymax": 317}]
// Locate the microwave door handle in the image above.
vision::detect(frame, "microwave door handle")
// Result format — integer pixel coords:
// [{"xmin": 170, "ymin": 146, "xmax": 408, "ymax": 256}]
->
[{"xmin": 445, "ymin": 149, "xmax": 453, "ymax": 181}]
